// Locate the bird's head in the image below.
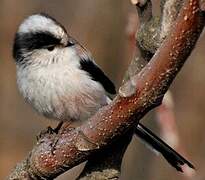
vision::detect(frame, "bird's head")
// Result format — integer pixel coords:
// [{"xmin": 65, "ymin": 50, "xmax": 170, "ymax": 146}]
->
[{"xmin": 13, "ymin": 13, "xmax": 76, "ymax": 66}]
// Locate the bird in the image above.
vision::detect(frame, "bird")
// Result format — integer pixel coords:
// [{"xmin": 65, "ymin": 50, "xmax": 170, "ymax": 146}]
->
[{"xmin": 13, "ymin": 13, "xmax": 194, "ymax": 172}]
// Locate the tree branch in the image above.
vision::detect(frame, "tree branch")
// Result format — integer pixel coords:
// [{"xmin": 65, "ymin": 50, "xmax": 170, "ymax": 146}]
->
[
  {"xmin": 76, "ymin": 129, "xmax": 133, "ymax": 180},
  {"xmin": 8, "ymin": 0, "xmax": 205, "ymax": 179}
]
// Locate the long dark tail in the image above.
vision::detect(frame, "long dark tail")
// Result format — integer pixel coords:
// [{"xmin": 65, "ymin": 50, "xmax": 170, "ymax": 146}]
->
[{"xmin": 135, "ymin": 123, "xmax": 195, "ymax": 172}]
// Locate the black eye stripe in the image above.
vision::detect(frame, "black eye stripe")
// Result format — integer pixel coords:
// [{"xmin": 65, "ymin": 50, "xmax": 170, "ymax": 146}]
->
[
  {"xmin": 14, "ymin": 31, "xmax": 60, "ymax": 50},
  {"xmin": 13, "ymin": 31, "xmax": 61, "ymax": 60}
]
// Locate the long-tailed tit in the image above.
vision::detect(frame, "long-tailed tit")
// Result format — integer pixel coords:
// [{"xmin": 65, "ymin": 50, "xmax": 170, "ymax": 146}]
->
[{"xmin": 13, "ymin": 13, "xmax": 194, "ymax": 172}]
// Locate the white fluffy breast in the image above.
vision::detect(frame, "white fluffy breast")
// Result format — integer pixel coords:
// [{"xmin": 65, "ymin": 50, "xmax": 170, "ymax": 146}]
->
[{"xmin": 16, "ymin": 48, "xmax": 107, "ymax": 121}]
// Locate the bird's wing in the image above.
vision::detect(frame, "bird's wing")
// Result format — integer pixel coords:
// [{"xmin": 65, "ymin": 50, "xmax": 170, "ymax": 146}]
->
[{"xmin": 75, "ymin": 44, "xmax": 116, "ymax": 95}]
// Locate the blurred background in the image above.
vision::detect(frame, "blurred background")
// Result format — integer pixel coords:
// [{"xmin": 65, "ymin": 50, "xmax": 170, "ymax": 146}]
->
[{"xmin": 1, "ymin": 0, "xmax": 205, "ymax": 179}]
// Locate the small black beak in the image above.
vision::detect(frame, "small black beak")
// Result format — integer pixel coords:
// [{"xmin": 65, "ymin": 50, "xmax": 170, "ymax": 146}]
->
[{"xmin": 66, "ymin": 40, "xmax": 75, "ymax": 47}]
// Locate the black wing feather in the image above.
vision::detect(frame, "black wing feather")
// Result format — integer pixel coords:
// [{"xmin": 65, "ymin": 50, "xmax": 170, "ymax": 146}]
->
[{"xmin": 80, "ymin": 59, "xmax": 116, "ymax": 94}]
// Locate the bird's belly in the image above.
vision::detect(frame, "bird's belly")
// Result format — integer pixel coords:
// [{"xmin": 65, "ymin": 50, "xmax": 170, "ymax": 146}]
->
[{"xmin": 17, "ymin": 66, "xmax": 107, "ymax": 122}]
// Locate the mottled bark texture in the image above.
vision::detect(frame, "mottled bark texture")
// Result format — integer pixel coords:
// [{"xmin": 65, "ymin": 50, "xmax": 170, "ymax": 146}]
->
[{"xmin": 8, "ymin": 0, "xmax": 205, "ymax": 179}]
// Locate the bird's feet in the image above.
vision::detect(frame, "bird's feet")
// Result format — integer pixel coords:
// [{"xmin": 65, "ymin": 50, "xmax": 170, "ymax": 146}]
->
[
  {"xmin": 36, "ymin": 121, "xmax": 64, "ymax": 142},
  {"xmin": 53, "ymin": 121, "xmax": 64, "ymax": 134}
]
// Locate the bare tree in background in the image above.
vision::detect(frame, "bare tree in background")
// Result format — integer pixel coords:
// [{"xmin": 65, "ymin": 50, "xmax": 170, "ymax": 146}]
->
[{"xmin": 8, "ymin": 0, "xmax": 205, "ymax": 179}]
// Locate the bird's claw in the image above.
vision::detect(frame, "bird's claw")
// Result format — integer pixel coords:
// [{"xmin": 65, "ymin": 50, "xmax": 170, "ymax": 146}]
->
[{"xmin": 50, "ymin": 138, "xmax": 59, "ymax": 155}]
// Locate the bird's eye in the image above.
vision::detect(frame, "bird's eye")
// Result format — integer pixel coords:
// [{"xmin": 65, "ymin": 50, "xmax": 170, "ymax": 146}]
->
[{"xmin": 47, "ymin": 46, "xmax": 55, "ymax": 51}]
